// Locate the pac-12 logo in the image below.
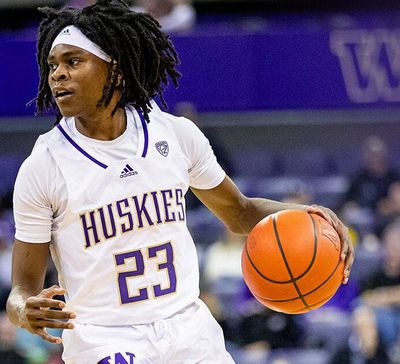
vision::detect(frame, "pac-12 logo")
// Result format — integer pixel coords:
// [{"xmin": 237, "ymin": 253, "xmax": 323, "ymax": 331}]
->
[
  {"xmin": 330, "ymin": 29, "xmax": 400, "ymax": 103},
  {"xmin": 98, "ymin": 352, "xmax": 135, "ymax": 364},
  {"xmin": 155, "ymin": 141, "xmax": 169, "ymax": 157}
]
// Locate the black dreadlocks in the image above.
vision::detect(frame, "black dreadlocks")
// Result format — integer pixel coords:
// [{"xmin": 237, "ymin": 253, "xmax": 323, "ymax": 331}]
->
[{"xmin": 36, "ymin": 0, "xmax": 181, "ymax": 122}]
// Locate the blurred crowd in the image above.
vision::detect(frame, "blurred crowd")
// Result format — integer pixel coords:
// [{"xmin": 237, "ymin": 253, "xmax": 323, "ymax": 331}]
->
[
  {"xmin": 65, "ymin": 0, "xmax": 196, "ymax": 33},
  {"xmin": 193, "ymin": 133, "xmax": 400, "ymax": 364},
  {"xmin": 0, "ymin": 0, "xmax": 197, "ymax": 33}
]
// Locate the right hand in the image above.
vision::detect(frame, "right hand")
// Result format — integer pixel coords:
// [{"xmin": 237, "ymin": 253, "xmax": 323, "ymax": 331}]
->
[
  {"xmin": 19, "ymin": 285, "xmax": 76, "ymax": 344},
  {"xmin": 307, "ymin": 204, "xmax": 355, "ymax": 284}
]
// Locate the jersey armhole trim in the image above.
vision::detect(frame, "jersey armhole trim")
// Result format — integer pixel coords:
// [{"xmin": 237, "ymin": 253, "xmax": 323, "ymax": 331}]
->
[{"xmin": 139, "ymin": 111, "xmax": 149, "ymax": 158}]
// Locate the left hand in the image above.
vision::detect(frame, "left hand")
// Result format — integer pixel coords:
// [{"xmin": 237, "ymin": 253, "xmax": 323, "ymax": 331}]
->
[{"xmin": 307, "ymin": 204, "xmax": 354, "ymax": 284}]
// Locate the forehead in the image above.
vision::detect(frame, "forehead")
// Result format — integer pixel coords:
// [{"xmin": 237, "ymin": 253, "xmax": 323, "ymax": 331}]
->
[{"xmin": 47, "ymin": 44, "xmax": 93, "ymax": 61}]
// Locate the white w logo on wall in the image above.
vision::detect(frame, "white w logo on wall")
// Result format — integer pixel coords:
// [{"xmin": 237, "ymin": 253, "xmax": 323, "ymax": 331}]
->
[{"xmin": 330, "ymin": 29, "xmax": 400, "ymax": 103}]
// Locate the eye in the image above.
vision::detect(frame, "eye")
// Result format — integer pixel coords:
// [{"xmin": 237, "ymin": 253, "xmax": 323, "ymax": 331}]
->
[
  {"xmin": 48, "ymin": 63, "xmax": 57, "ymax": 72},
  {"xmin": 69, "ymin": 58, "xmax": 81, "ymax": 66}
]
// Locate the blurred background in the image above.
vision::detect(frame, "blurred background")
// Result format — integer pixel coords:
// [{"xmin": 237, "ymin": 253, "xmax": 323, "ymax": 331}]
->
[{"xmin": 1, "ymin": 0, "xmax": 400, "ymax": 363}]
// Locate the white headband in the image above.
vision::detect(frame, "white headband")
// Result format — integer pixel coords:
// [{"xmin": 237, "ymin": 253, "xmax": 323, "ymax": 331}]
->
[{"xmin": 50, "ymin": 25, "xmax": 112, "ymax": 63}]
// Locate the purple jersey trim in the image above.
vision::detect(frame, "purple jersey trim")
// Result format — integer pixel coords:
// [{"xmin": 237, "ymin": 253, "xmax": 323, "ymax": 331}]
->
[
  {"xmin": 139, "ymin": 112, "xmax": 149, "ymax": 158},
  {"xmin": 56, "ymin": 124, "xmax": 108, "ymax": 169}
]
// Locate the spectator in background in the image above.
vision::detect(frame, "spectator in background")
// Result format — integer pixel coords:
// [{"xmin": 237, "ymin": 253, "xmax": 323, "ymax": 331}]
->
[
  {"xmin": 131, "ymin": 0, "xmax": 196, "ymax": 33},
  {"xmin": 359, "ymin": 220, "xmax": 400, "ymax": 350},
  {"xmin": 376, "ymin": 181, "xmax": 400, "ymax": 236},
  {"xmin": 329, "ymin": 305, "xmax": 389, "ymax": 364},
  {"xmin": 343, "ymin": 135, "xmax": 399, "ymax": 211},
  {"xmin": 201, "ymin": 227, "xmax": 245, "ymax": 342},
  {"xmin": 236, "ymin": 293, "xmax": 303, "ymax": 354},
  {"xmin": 331, "ymin": 220, "xmax": 400, "ymax": 363},
  {"xmin": 341, "ymin": 135, "xmax": 399, "ymax": 239},
  {"xmin": 0, "ymin": 312, "xmax": 25, "ymax": 364},
  {"xmin": 63, "ymin": 0, "xmax": 208, "ymax": 40},
  {"xmin": 0, "ymin": 224, "xmax": 12, "ymax": 311},
  {"xmin": 202, "ymin": 228, "xmax": 244, "ymax": 285}
]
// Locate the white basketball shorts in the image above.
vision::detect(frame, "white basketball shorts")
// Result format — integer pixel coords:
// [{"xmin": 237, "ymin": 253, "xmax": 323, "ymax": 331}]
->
[{"xmin": 61, "ymin": 299, "xmax": 235, "ymax": 364}]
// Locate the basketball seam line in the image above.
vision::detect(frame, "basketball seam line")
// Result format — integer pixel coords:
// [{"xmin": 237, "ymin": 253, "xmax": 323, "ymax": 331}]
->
[
  {"xmin": 245, "ymin": 242, "xmax": 309, "ymax": 284},
  {"xmin": 290, "ymin": 291, "xmax": 337, "ymax": 313},
  {"xmin": 253, "ymin": 255, "xmax": 342, "ymax": 303},
  {"xmin": 250, "ymin": 246, "xmax": 343, "ymax": 303},
  {"xmin": 252, "ymin": 288, "xmax": 335, "ymax": 307},
  {"xmin": 272, "ymin": 214, "xmax": 313, "ymax": 310},
  {"xmin": 245, "ymin": 242, "xmax": 292, "ymax": 284}
]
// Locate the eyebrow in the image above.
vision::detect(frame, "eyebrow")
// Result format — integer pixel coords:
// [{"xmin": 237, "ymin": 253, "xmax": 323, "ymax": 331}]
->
[{"xmin": 47, "ymin": 49, "xmax": 88, "ymax": 62}]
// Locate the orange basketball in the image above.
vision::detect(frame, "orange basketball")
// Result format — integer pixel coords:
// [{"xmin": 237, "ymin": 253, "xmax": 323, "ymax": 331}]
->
[{"xmin": 241, "ymin": 209, "xmax": 345, "ymax": 314}]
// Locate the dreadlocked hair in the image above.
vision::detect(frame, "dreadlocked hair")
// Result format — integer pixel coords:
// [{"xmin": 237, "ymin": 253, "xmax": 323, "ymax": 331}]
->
[{"xmin": 36, "ymin": 0, "xmax": 181, "ymax": 122}]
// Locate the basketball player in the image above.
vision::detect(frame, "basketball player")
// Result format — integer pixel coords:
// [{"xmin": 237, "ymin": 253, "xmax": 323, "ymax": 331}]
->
[{"xmin": 6, "ymin": 1, "xmax": 354, "ymax": 363}]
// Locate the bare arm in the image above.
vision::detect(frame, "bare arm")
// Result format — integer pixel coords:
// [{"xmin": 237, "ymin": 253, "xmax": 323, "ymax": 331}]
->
[
  {"xmin": 7, "ymin": 240, "xmax": 50, "ymax": 325},
  {"xmin": 192, "ymin": 175, "xmax": 354, "ymax": 282},
  {"xmin": 6, "ymin": 239, "xmax": 75, "ymax": 344},
  {"xmin": 192, "ymin": 176, "xmax": 306, "ymax": 235}
]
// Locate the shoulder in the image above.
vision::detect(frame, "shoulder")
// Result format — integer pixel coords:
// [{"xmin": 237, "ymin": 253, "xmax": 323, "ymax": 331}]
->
[
  {"xmin": 150, "ymin": 103, "xmax": 201, "ymax": 133},
  {"xmin": 16, "ymin": 131, "xmax": 58, "ymax": 190},
  {"xmin": 20, "ymin": 139, "xmax": 52, "ymax": 173},
  {"xmin": 148, "ymin": 102, "xmax": 206, "ymax": 149},
  {"xmin": 168, "ymin": 115, "xmax": 203, "ymax": 141}
]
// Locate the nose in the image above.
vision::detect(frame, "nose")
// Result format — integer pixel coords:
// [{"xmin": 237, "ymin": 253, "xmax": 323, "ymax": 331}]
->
[{"xmin": 51, "ymin": 64, "xmax": 69, "ymax": 82}]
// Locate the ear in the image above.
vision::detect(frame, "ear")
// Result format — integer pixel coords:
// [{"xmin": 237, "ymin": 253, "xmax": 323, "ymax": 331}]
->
[
  {"xmin": 110, "ymin": 60, "xmax": 123, "ymax": 87},
  {"xmin": 116, "ymin": 71, "xmax": 124, "ymax": 87}
]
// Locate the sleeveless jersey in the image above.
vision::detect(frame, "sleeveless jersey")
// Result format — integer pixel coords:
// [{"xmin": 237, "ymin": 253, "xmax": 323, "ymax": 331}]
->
[{"xmin": 34, "ymin": 105, "xmax": 210, "ymax": 325}]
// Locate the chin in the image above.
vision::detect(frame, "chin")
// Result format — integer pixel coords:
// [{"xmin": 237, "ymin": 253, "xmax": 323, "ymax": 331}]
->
[
  {"xmin": 57, "ymin": 106, "xmax": 78, "ymax": 118},
  {"xmin": 60, "ymin": 111, "xmax": 76, "ymax": 118}
]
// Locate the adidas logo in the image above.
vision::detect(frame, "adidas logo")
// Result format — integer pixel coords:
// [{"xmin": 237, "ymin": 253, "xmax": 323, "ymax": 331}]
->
[
  {"xmin": 61, "ymin": 28, "xmax": 71, "ymax": 36},
  {"xmin": 120, "ymin": 164, "xmax": 138, "ymax": 178}
]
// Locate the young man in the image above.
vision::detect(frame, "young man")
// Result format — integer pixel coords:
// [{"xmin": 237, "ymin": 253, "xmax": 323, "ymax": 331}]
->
[{"xmin": 6, "ymin": 1, "xmax": 354, "ymax": 363}]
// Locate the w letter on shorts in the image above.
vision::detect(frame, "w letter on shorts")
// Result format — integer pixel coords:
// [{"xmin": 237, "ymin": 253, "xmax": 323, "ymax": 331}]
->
[{"xmin": 98, "ymin": 352, "xmax": 135, "ymax": 364}]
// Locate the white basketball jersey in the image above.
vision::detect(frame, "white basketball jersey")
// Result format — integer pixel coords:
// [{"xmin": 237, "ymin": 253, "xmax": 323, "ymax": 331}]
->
[{"xmin": 37, "ymin": 105, "xmax": 203, "ymax": 325}]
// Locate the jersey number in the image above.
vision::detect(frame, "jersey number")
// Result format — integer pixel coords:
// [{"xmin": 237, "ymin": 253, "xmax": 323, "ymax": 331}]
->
[{"xmin": 114, "ymin": 241, "xmax": 177, "ymax": 304}]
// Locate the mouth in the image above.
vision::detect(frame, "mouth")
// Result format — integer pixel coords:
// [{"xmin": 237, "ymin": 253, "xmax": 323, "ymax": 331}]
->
[{"xmin": 53, "ymin": 89, "xmax": 74, "ymax": 101}]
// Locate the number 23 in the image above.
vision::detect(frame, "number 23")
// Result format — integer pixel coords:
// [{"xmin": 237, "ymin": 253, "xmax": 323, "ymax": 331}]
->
[{"xmin": 114, "ymin": 241, "xmax": 177, "ymax": 304}]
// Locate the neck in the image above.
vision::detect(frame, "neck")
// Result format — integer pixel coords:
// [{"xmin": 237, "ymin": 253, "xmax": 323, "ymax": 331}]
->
[
  {"xmin": 74, "ymin": 93, "xmax": 126, "ymax": 141},
  {"xmin": 75, "ymin": 108, "xmax": 126, "ymax": 141}
]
